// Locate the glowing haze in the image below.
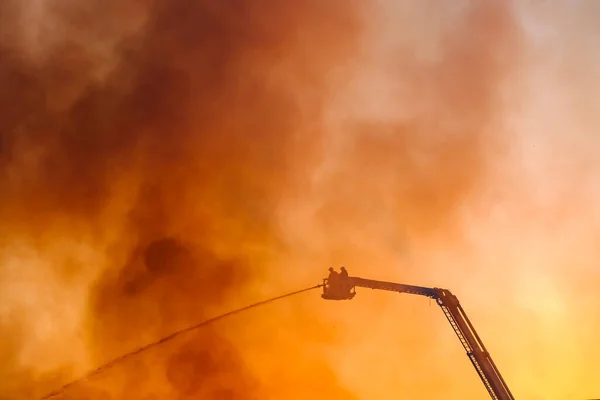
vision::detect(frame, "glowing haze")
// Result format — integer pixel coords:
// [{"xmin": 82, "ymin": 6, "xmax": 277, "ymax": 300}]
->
[{"xmin": 0, "ymin": 1, "xmax": 598, "ymax": 399}]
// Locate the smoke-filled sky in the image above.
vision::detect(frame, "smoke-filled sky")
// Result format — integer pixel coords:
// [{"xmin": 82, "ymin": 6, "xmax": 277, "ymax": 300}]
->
[{"xmin": 1, "ymin": 1, "xmax": 599, "ymax": 399}]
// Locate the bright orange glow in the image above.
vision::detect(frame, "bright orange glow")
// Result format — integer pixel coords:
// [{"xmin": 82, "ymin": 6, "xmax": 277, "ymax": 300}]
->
[{"xmin": 1, "ymin": 1, "xmax": 599, "ymax": 399}]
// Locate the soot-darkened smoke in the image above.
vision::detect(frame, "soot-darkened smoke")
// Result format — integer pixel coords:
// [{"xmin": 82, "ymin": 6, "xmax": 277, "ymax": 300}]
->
[{"xmin": 0, "ymin": 0, "xmax": 362, "ymax": 399}]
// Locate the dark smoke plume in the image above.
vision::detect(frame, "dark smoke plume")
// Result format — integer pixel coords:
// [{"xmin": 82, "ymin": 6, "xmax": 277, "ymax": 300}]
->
[{"xmin": 0, "ymin": 0, "xmax": 363, "ymax": 398}]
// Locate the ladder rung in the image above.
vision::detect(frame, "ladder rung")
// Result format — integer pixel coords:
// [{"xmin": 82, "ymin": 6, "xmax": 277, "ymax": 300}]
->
[{"xmin": 469, "ymin": 355, "xmax": 498, "ymax": 400}]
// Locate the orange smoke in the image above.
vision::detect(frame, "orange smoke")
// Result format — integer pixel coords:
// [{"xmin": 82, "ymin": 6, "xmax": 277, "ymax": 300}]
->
[
  {"xmin": 2, "ymin": 1, "xmax": 600, "ymax": 400},
  {"xmin": 0, "ymin": 0, "xmax": 363, "ymax": 398}
]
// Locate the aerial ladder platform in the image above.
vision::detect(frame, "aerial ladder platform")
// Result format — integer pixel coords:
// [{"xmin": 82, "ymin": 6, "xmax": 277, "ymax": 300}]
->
[{"xmin": 321, "ymin": 268, "xmax": 515, "ymax": 400}]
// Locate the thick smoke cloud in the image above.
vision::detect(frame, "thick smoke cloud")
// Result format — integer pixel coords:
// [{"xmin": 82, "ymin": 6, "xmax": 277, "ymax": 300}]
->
[
  {"xmin": 4, "ymin": 0, "xmax": 599, "ymax": 399},
  {"xmin": 292, "ymin": 1, "xmax": 521, "ymax": 274},
  {"xmin": 0, "ymin": 0, "xmax": 362, "ymax": 398}
]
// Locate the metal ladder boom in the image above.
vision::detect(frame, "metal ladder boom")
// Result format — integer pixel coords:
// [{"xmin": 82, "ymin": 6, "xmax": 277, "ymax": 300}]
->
[
  {"xmin": 344, "ymin": 276, "xmax": 515, "ymax": 400},
  {"xmin": 435, "ymin": 290, "xmax": 514, "ymax": 400}
]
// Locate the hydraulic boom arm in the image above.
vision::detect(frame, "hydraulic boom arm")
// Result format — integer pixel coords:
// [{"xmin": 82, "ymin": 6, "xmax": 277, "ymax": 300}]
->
[{"xmin": 322, "ymin": 273, "xmax": 514, "ymax": 400}]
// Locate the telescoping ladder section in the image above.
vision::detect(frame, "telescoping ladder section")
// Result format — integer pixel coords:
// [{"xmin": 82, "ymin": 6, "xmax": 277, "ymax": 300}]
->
[{"xmin": 341, "ymin": 276, "xmax": 515, "ymax": 400}]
